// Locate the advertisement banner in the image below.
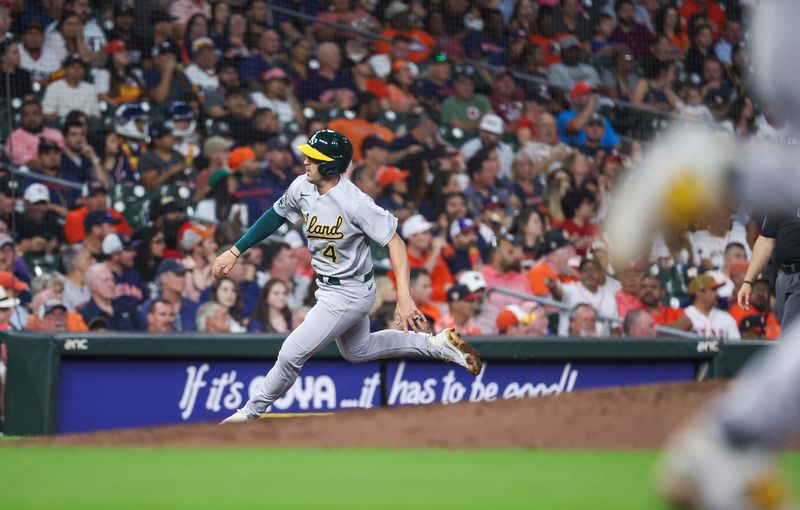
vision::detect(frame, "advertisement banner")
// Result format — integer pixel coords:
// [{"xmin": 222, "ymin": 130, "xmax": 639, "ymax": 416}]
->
[
  {"xmin": 384, "ymin": 360, "xmax": 696, "ymax": 406},
  {"xmin": 56, "ymin": 359, "xmax": 381, "ymax": 433}
]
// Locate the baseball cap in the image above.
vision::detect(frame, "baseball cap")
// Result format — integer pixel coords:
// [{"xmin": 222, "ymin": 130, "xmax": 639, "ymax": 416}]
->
[
  {"xmin": 458, "ymin": 270, "xmax": 486, "ymax": 293},
  {"xmin": 559, "ymin": 35, "xmax": 581, "ymax": 51},
  {"xmin": 228, "ymin": 147, "xmax": 256, "ymax": 171},
  {"xmin": 688, "ymin": 274, "xmax": 724, "ymax": 295},
  {"xmin": 62, "ymin": 54, "xmax": 86, "ymax": 69},
  {"xmin": 203, "ymin": 135, "xmax": 234, "ymax": 155},
  {"xmin": 0, "ymin": 234, "xmax": 14, "ymax": 248},
  {"xmin": 586, "ymin": 112, "xmax": 604, "ymax": 126},
  {"xmin": 151, "ymin": 40, "xmax": 175, "ymax": 58},
  {"xmin": 478, "ymin": 114, "xmax": 504, "ymax": 136},
  {"xmin": 377, "ymin": 166, "xmax": 409, "ymax": 189},
  {"xmin": 23, "ymin": 183, "xmax": 49, "ymax": 204},
  {"xmin": 261, "ymin": 67, "xmax": 289, "ymax": 81},
  {"xmin": 401, "ymin": 214, "xmax": 435, "ymax": 239},
  {"xmin": 208, "ymin": 168, "xmax": 233, "ymax": 189},
  {"xmin": 38, "ymin": 300, "xmax": 67, "ymax": 320},
  {"xmin": 148, "ymin": 121, "xmax": 171, "ymax": 141},
  {"xmin": 571, "ymin": 81, "xmax": 593, "ymax": 99},
  {"xmin": 0, "ymin": 272, "xmax": 29, "ymax": 292},
  {"xmin": 180, "ymin": 224, "xmax": 215, "ymax": 251},
  {"xmin": 385, "ymin": 0, "xmax": 410, "ymax": 19},
  {"xmin": 102, "ymin": 233, "xmax": 136, "ymax": 255},
  {"xmin": 105, "ymin": 39, "xmax": 126, "ymax": 55},
  {"xmin": 536, "ymin": 229, "xmax": 572, "ymax": 257},
  {"xmin": 0, "ymin": 286, "xmax": 19, "ymax": 309},
  {"xmin": 482, "ymin": 194, "xmax": 507, "ymax": 210},
  {"xmin": 447, "ymin": 284, "xmax": 482, "ymax": 303},
  {"xmin": 84, "ymin": 210, "xmax": 121, "ymax": 230},
  {"xmin": 156, "ymin": 258, "xmax": 188, "ymax": 277},
  {"xmin": 150, "ymin": 195, "xmax": 183, "ymax": 220},
  {"xmin": 449, "ymin": 218, "xmax": 477, "ymax": 239},
  {"xmin": 192, "ymin": 37, "xmax": 215, "ymax": 53},
  {"xmin": 82, "ymin": 180, "xmax": 108, "ymax": 197},
  {"xmin": 454, "ymin": 65, "xmax": 476, "ymax": 81}
]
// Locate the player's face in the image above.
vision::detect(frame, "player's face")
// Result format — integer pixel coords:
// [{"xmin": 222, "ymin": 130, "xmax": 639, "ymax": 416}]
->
[{"xmin": 304, "ymin": 157, "xmax": 324, "ymax": 185}]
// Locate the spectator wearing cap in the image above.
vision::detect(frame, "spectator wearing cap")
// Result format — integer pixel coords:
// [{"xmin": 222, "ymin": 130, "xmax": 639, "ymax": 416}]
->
[
  {"xmin": 489, "ymin": 71, "xmax": 525, "ymax": 127},
  {"xmin": 63, "ymin": 180, "xmax": 131, "ymax": 244},
  {"xmin": 441, "ymin": 66, "xmax": 493, "ymax": 138},
  {"xmin": 16, "ymin": 183, "xmax": 63, "ymax": 257},
  {"xmin": 102, "ymin": 233, "xmax": 145, "ymax": 305},
  {"xmin": 409, "ymin": 267, "xmax": 441, "ymax": 326},
  {"xmin": 183, "ymin": 37, "xmax": 219, "ymax": 94},
  {"xmin": 528, "ymin": 229, "xmax": 579, "ymax": 296},
  {"xmin": 460, "ymin": 114, "xmax": 515, "ymax": 181},
  {"xmin": 195, "ymin": 168, "xmax": 249, "ymax": 229},
  {"xmin": 82, "ymin": 210, "xmax": 120, "ymax": 258},
  {"xmin": 481, "ymin": 235, "xmax": 533, "ymax": 310},
  {"xmin": 41, "ymin": 55, "xmax": 100, "ymax": 122},
  {"xmin": 417, "ymin": 52, "xmax": 452, "ymax": 110},
  {"xmin": 250, "ymin": 67, "xmax": 301, "ymax": 126},
  {"xmin": 137, "ymin": 122, "xmax": 187, "ymax": 191},
  {"xmin": 551, "ymin": 256, "xmax": 618, "ymax": 336},
  {"xmin": 577, "ymin": 113, "xmax": 608, "ymax": 159},
  {"xmin": 180, "ymin": 224, "xmax": 218, "ymax": 302},
  {"xmin": 170, "ymin": 0, "xmax": 212, "ymax": 29},
  {"xmin": 496, "ymin": 302, "xmax": 549, "ymax": 336},
  {"xmin": 194, "ymin": 135, "xmax": 234, "ymax": 202},
  {"xmin": 638, "ymin": 274, "xmax": 692, "ymax": 331},
  {"xmin": 402, "ymin": 214, "xmax": 454, "ymax": 303},
  {"xmin": 445, "ymin": 217, "xmax": 483, "ymax": 275},
  {"xmin": 456, "ymin": 270, "xmax": 498, "ymax": 334},
  {"xmin": 78, "ymin": 263, "xmax": 145, "ymax": 331},
  {"xmin": 27, "ymin": 299, "xmax": 71, "ymax": 332},
  {"xmin": 610, "ymin": 0, "xmax": 656, "ymax": 60},
  {"xmin": 0, "ymin": 286, "xmax": 20, "ymax": 331},
  {"xmin": 376, "ymin": 166, "xmax": 413, "ymax": 222},
  {"xmin": 94, "ymin": 39, "xmax": 144, "ymax": 105},
  {"xmin": 259, "ymin": 242, "xmax": 311, "ymax": 311},
  {"xmin": 546, "ymin": 36, "xmax": 600, "ymax": 92},
  {"xmin": 560, "ymin": 187, "xmax": 599, "ymax": 256},
  {"xmin": 299, "ymin": 42, "xmax": 356, "ymax": 113},
  {"xmin": 329, "ymin": 97, "xmax": 395, "ymax": 164},
  {"xmin": 557, "ymin": 82, "xmax": 620, "ymax": 149},
  {"xmin": 146, "ymin": 298, "xmax": 176, "ymax": 333},
  {"xmin": 239, "ymin": 28, "xmax": 282, "ymax": 86},
  {"xmin": 19, "ymin": 20, "xmax": 61, "ymax": 82},
  {"xmin": 623, "ymin": 309, "xmax": 657, "ymax": 338},
  {"xmin": 463, "ymin": 147, "xmax": 512, "ymax": 219},
  {"xmin": 729, "ymin": 277, "xmax": 780, "ymax": 340},
  {"xmin": 685, "ymin": 274, "xmax": 740, "ymax": 339},
  {"xmin": 145, "ymin": 40, "xmax": 195, "ymax": 104},
  {"xmin": 477, "ymin": 194, "xmax": 512, "ymax": 244},
  {"xmin": 20, "ymin": 139, "xmax": 69, "ymax": 215},
  {"xmin": 61, "ymin": 244, "xmax": 94, "ymax": 311},
  {"xmin": 436, "ymin": 284, "xmax": 483, "ymax": 335},
  {"xmin": 4, "ymin": 99, "xmax": 64, "ymax": 166},
  {"xmin": 141, "ymin": 259, "xmax": 199, "ymax": 332}
]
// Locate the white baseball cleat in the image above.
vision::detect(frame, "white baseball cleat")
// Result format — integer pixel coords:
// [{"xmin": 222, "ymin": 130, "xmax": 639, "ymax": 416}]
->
[
  {"xmin": 656, "ymin": 421, "xmax": 795, "ymax": 510},
  {"xmin": 219, "ymin": 408, "xmax": 258, "ymax": 425},
  {"xmin": 430, "ymin": 328, "xmax": 482, "ymax": 376}
]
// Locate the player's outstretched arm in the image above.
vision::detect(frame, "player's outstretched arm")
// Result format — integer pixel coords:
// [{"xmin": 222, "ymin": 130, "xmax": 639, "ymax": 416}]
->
[
  {"xmin": 386, "ymin": 233, "xmax": 426, "ymax": 334},
  {"xmin": 212, "ymin": 206, "xmax": 287, "ymax": 277}
]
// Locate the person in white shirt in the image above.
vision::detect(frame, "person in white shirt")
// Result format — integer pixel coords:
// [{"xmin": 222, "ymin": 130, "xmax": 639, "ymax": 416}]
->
[
  {"xmin": 551, "ymin": 256, "xmax": 618, "ymax": 336},
  {"xmin": 41, "ymin": 55, "xmax": 100, "ymax": 121},
  {"xmin": 684, "ymin": 274, "xmax": 741, "ymax": 340},
  {"xmin": 689, "ymin": 213, "xmax": 751, "ymax": 270},
  {"xmin": 249, "ymin": 67, "xmax": 302, "ymax": 127},
  {"xmin": 460, "ymin": 114, "xmax": 515, "ymax": 181},
  {"xmin": 183, "ymin": 37, "xmax": 219, "ymax": 93},
  {"xmin": 18, "ymin": 20, "xmax": 60, "ymax": 82}
]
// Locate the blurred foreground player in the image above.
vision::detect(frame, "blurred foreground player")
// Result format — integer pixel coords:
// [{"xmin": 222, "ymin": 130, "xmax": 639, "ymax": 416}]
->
[{"xmin": 603, "ymin": 2, "xmax": 800, "ymax": 508}]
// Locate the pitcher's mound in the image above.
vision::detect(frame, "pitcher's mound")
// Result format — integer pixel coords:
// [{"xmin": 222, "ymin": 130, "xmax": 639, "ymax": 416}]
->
[{"xmin": 17, "ymin": 380, "xmax": 729, "ymax": 449}]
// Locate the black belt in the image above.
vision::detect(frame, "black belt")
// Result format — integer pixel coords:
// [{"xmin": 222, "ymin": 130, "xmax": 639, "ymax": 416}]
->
[
  {"xmin": 317, "ymin": 268, "xmax": 374, "ymax": 286},
  {"xmin": 780, "ymin": 263, "xmax": 800, "ymax": 274}
]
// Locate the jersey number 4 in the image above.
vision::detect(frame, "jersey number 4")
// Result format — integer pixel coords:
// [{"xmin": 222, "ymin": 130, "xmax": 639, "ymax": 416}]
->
[{"xmin": 322, "ymin": 244, "xmax": 339, "ymax": 264}]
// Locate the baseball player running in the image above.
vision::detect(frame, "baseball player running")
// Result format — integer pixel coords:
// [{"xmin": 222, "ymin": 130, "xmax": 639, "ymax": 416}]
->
[{"xmin": 214, "ymin": 130, "xmax": 482, "ymax": 423}]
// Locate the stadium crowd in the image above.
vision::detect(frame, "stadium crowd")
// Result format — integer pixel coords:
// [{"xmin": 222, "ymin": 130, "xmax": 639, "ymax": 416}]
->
[{"xmin": 0, "ymin": 0, "xmax": 782, "ymax": 340}]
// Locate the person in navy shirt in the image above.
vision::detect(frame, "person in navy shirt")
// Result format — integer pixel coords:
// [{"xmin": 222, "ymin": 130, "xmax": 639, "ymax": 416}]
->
[
  {"xmin": 140, "ymin": 259, "xmax": 198, "ymax": 332},
  {"xmin": 79, "ymin": 263, "xmax": 145, "ymax": 331}
]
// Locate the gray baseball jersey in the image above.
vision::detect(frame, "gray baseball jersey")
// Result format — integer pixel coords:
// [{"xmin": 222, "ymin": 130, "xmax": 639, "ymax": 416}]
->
[{"xmin": 274, "ymin": 175, "xmax": 397, "ymax": 278}]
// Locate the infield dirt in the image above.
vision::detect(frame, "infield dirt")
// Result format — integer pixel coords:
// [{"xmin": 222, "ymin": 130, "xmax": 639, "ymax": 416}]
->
[{"xmin": 13, "ymin": 380, "xmax": 734, "ymax": 449}]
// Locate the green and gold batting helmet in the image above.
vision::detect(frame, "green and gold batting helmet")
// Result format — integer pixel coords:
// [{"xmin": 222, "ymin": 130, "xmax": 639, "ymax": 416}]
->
[{"xmin": 297, "ymin": 130, "xmax": 353, "ymax": 177}]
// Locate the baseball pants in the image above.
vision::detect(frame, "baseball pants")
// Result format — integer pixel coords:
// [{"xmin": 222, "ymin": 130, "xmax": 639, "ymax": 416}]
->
[
  {"xmin": 243, "ymin": 277, "xmax": 439, "ymax": 417},
  {"xmin": 775, "ymin": 270, "xmax": 800, "ymax": 328}
]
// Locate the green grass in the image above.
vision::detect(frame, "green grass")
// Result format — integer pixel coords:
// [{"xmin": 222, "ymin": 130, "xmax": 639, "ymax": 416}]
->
[{"xmin": 0, "ymin": 448, "xmax": 798, "ymax": 509}]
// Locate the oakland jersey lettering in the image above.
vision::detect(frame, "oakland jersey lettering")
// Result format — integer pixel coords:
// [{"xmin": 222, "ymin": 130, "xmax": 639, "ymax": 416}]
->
[{"xmin": 305, "ymin": 214, "xmax": 345, "ymax": 240}]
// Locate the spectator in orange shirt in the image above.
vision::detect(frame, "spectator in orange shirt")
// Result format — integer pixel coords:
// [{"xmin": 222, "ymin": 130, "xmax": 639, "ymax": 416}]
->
[
  {"xmin": 679, "ymin": 0, "xmax": 726, "ymax": 39},
  {"xmin": 328, "ymin": 92, "xmax": 394, "ymax": 163},
  {"xmin": 409, "ymin": 267, "xmax": 441, "ymax": 325},
  {"xmin": 729, "ymin": 278, "xmax": 781, "ymax": 340},
  {"xmin": 639, "ymin": 274, "xmax": 692, "ymax": 330},
  {"xmin": 64, "ymin": 180, "xmax": 132, "ymax": 244},
  {"xmin": 401, "ymin": 214, "xmax": 454, "ymax": 303},
  {"xmin": 527, "ymin": 229, "xmax": 579, "ymax": 296}
]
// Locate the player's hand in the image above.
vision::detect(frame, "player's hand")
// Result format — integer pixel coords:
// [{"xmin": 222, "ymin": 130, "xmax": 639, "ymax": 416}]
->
[
  {"xmin": 212, "ymin": 249, "xmax": 239, "ymax": 278},
  {"xmin": 395, "ymin": 295, "xmax": 425, "ymax": 335},
  {"xmin": 737, "ymin": 283, "xmax": 751, "ymax": 311}
]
